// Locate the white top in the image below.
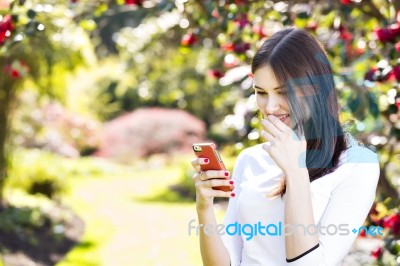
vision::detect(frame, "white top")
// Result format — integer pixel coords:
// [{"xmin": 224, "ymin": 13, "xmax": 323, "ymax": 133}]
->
[{"xmin": 221, "ymin": 134, "xmax": 380, "ymax": 266}]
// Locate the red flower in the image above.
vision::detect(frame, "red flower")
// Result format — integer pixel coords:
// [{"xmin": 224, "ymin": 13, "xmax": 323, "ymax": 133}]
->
[
  {"xmin": 374, "ymin": 24, "xmax": 400, "ymax": 43},
  {"xmin": 125, "ymin": 0, "xmax": 142, "ymax": 5},
  {"xmin": 358, "ymin": 229, "xmax": 366, "ymax": 237},
  {"xmin": 306, "ymin": 21, "xmax": 318, "ymax": 32},
  {"xmin": 208, "ymin": 70, "xmax": 225, "ymax": 79},
  {"xmin": 4, "ymin": 65, "xmax": 20, "ymax": 79},
  {"xmin": 252, "ymin": 24, "xmax": 266, "ymax": 38},
  {"xmin": 340, "ymin": 0, "xmax": 352, "ymax": 4},
  {"xmin": 221, "ymin": 43, "xmax": 235, "ymax": 52},
  {"xmin": 211, "ymin": 8, "xmax": 220, "ymax": 19},
  {"xmin": 393, "ymin": 65, "xmax": 400, "ymax": 81},
  {"xmin": 385, "ymin": 69, "xmax": 396, "ymax": 82},
  {"xmin": 371, "ymin": 246, "xmax": 383, "ymax": 259},
  {"xmin": 181, "ymin": 33, "xmax": 197, "ymax": 46},
  {"xmin": 396, "ymin": 98, "xmax": 400, "ymax": 111},
  {"xmin": 339, "ymin": 28, "xmax": 352, "ymax": 41},
  {"xmin": 397, "ymin": 11, "xmax": 400, "ymax": 24},
  {"xmin": 4, "ymin": 60, "xmax": 29, "ymax": 79},
  {"xmin": 0, "ymin": 15, "xmax": 14, "ymax": 46},
  {"xmin": 234, "ymin": 14, "xmax": 249, "ymax": 29},
  {"xmin": 382, "ymin": 213, "xmax": 400, "ymax": 235},
  {"xmin": 234, "ymin": 0, "xmax": 247, "ymax": 5},
  {"xmin": 364, "ymin": 67, "xmax": 378, "ymax": 82},
  {"xmin": 395, "ymin": 41, "xmax": 400, "ymax": 52},
  {"xmin": 233, "ymin": 42, "xmax": 250, "ymax": 54}
]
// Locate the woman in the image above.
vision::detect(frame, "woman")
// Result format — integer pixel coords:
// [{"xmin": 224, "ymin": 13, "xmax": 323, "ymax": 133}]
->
[{"xmin": 191, "ymin": 27, "xmax": 380, "ymax": 266}]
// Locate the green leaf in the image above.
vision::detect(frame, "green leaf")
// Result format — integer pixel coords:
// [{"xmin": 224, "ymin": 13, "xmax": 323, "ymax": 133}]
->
[
  {"xmin": 347, "ymin": 94, "xmax": 366, "ymax": 120},
  {"xmin": 79, "ymin": 20, "xmax": 97, "ymax": 31},
  {"xmin": 27, "ymin": 9, "xmax": 36, "ymax": 19},
  {"xmin": 297, "ymin": 12, "xmax": 310, "ymax": 19},
  {"xmin": 390, "ymin": 128, "xmax": 400, "ymax": 140},
  {"xmin": 387, "ymin": 104, "xmax": 398, "ymax": 115},
  {"xmin": 367, "ymin": 91, "xmax": 380, "ymax": 118}
]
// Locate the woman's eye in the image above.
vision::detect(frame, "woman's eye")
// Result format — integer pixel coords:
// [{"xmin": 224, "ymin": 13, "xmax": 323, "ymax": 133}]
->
[{"xmin": 256, "ymin": 91, "xmax": 267, "ymax": 96}]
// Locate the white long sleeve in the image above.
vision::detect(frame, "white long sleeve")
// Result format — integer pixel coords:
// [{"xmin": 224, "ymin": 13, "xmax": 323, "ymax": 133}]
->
[
  {"xmin": 221, "ymin": 152, "xmax": 245, "ymax": 266},
  {"xmin": 220, "ymin": 137, "xmax": 380, "ymax": 266}
]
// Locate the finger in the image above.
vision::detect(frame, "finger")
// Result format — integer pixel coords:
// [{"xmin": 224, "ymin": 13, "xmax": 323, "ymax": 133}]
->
[
  {"xmin": 200, "ymin": 170, "xmax": 230, "ymax": 181},
  {"xmin": 205, "ymin": 178, "xmax": 234, "ymax": 188},
  {"xmin": 260, "ymin": 129, "xmax": 275, "ymax": 143},
  {"xmin": 266, "ymin": 115, "xmax": 291, "ymax": 134},
  {"xmin": 191, "ymin": 157, "xmax": 209, "ymax": 172},
  {"xmin": 192, "ymin": 172, "xmax": 200, "ymax": 181},
  {"xmin": 192, "ymin": 171, "xmax": 209, "ymax": 181},
  {"xmin": 262, "ymin": 142, "xmax": 273, "ymax": 154},
  {"xmin": 260, "ymin": 118, "xmax": 281, "ymax": 137},
  {"xmin": 211, "ymin": 189, "xmax": 236, "ymax": 198}
]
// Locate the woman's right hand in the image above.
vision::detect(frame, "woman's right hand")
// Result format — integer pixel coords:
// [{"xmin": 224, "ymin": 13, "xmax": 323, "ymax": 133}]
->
[{"xmin": 191, "ymin": 157, "xmax": 235, "ymax": 212}]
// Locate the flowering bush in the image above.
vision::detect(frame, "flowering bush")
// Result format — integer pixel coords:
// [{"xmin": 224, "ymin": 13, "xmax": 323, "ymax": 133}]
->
[
  {"xmin": 361, "ymin": 202, "xmax": 400, "ymax": 264},
  {"xmin": 12, "ymin": 91, "xmax": 101, "ymax": 158},
  {"xmin": 96, "ymin": 108, "xmax": 206, "ymax": 163}
]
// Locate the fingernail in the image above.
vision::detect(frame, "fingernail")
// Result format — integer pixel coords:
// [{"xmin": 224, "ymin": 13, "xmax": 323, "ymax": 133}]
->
[
  {"xmin": 229, "ymin": 180, "xmax": 234, "ymax": 185},
  {"xmin": 231, "ymin": 193, "xmax": 235, "ymax": 197},
  {"xmin": 204, "ymin": 158, "xmax": 209, "ymax": 163},
  {"xmin": 224, "ymin": 171, "xmax": 229, "ymax": 177}
]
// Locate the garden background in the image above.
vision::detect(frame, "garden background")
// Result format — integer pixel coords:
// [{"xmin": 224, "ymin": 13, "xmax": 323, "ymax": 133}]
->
[{"xmin": 0, "ymin": 0, "xmax": 399, "ymax": 265}]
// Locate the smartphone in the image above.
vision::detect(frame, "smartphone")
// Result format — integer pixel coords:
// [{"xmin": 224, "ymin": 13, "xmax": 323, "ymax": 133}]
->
[{"xmin": 192, "ymin": 143, "xmax": 232, "ymax": 192}]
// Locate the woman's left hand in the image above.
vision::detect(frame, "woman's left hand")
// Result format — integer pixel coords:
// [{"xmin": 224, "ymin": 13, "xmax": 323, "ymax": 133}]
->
[{"xmin": 260, "ymin": 115, "xmax": 307, "ymax": 175}]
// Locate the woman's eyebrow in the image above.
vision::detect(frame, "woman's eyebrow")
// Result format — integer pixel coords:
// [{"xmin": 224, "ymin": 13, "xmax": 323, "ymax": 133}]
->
[{"xmin": 253, "ymin": 85, "xmax": 285, "ymax": 91}]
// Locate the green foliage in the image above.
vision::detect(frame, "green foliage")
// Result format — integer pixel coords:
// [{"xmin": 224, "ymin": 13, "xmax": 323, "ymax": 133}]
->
[
  {"xmin": 147, "ymin": 153, "xmax": 237, "ymax": 203},
  {"xmin": 7, "ymin": 149, "xmax": 69, "ymax": 199},
  {"xmin": 6, "ymin": 148, "xmax": 124, "ymax": 199},
  {"xmin": 0, "ymin": 205, "xmax": 46, "ymax": 234},
  {"xmin": 0, "ymin": 0, "xmax": 399, "ymax": 262},
  {"xmin": 0, "ymin": 190, "xmax": 80, "ymax": 264}
]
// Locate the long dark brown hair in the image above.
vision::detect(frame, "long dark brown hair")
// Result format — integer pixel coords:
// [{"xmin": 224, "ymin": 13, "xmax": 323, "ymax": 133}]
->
[{"xmin": 251, "ymin": 27, "xmax": 349, "ymax": 198}]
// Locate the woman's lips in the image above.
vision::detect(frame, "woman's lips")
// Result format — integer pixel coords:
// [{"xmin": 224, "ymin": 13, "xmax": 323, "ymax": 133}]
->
[{"xmin": 276, "ymin": 114, "xmax": 289, "ymax": 122}]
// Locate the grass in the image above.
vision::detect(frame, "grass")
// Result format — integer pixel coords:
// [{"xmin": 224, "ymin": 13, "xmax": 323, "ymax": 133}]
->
[
  {"xmin": 1, "ymin": 149, "xmax": 231, "ymax": 265},
  {"xmin": 56, "ymin": 155, "xmax": 228, "ymax": 266}
]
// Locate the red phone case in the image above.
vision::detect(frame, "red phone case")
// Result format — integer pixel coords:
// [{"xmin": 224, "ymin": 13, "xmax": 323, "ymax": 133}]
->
[{"xmin": 192, "ymin": 143, "xmax": 232, "ymax": 192}]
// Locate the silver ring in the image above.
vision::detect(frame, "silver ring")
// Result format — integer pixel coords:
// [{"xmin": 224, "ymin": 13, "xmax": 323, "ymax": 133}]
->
[{"xmin": 199, "ymin": 171, "xmax": 206, "ymax": 181}]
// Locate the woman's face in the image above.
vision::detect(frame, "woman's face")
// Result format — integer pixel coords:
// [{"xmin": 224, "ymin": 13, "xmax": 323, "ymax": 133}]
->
[{"xmin": 253, "ymin": 65, "xmax": 293, "ymax": 129}]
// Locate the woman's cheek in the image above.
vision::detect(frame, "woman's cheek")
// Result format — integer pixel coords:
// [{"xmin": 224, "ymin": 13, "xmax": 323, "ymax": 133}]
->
[{"xmin": 256, "ymin": 96, "xmax": 265, "ymax": 111}]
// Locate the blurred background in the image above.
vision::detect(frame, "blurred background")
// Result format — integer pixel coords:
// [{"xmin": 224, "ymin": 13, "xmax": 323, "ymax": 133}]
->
[{"xmin": 0, "ymin": 0, "xmax": 399, "ymax": 265}]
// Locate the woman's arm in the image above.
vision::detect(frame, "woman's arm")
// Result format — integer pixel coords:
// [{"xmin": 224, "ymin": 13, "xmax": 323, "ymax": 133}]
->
[
  {"xmin": 197, "ymin": 207, "xmax": 231, "ymax": 266},
  {"xmin": 284, "ymin": 168, "xmax": 320, "ymax": 260},
  {"xmin": 191, "ymin": 154, "xmax": 243, "ymax": 266},
  {"xmin": 284, "ymin": 154, "xmax": 380, "ymax": 265},
  {"xmin": 193, "ymin": 152, "xmax": 246, "ymax": 266}
]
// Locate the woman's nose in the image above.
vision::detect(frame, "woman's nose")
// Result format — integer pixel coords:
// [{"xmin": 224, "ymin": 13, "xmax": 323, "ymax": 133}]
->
[{"xmin": 264, "ymin": 97, "xmax": 281, "ymax": 113}]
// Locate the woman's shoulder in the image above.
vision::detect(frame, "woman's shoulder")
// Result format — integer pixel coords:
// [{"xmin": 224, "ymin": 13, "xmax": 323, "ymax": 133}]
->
[
  {"xmin": 330, "ymin": 134, "xmax": 380, "ymax": 189},
  {"xmin": 340, "ymin": 133, "xmax": 379, "ymax": 165}
]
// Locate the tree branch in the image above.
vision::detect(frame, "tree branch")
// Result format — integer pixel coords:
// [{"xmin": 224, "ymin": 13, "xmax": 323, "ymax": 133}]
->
[
  {"xmin": 357, "ymin": 0, "xmax": 388, "ymax": 24},
  {"xmin": 377, "ymin": 136, "xmax": 400, "ymax": 202},
  {"xmin": 392, "ymin": 0, "xmax": 400, "ymax": 16}
]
